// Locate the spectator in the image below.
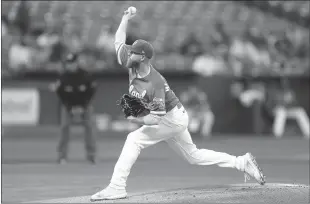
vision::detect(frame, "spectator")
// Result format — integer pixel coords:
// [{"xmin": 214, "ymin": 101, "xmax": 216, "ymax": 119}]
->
[
  {"xmin": 34, "ymin": 25, "xmax": 63, "ymax": 72},
  {"xmin": 180, "ymin": 32, "xmax": 204, "ymax": 58},
  {"xmin": 287, "ymin": 27, "xmax": 309, "ymax": 59},
  {"xmin": 79, "ymin": 47, "xmax": 103, "ymax": 72},
  {"xmin": 9, "ymin": 0, "xmax": 30, "ymax": 36},
  {"xmin": 96, "ymin": 24, "xmax": 117, "ymax": 69},
  {"xmin": 210, "ymin": 21, "xmax": 231, "ymax": 48},
  {"xmin": 162, "ymin": 31, "xmax": 179, "ymax": 54},
  {"xmin": 192, "ymin": 46, "xmax": 228, "ymax": 76},
  {"xmin": 37, "ymin": 26, "xmax": 62, "ymax": 58},
  {"xmin": 229, "ymin": 37, "xmax": 247, "ymax": 76},
  {"xmin": 274, "ymin": 36, "xmax": 293, "ymax": 59},
  {"xmin": 2, "ymin": 15, "xmax": 9, "ymax": 37},
  {"xmin": 62, "ymin": 24, "xmax": 83, "ymax": 54},
  {"xmin": 8, "ymin": 27, "xmax": 34, "ymax": 73},
  {"xmin": 231, "ymin": 28, "xmax": 269, "ymax": 75},
  {"xmin": 240, "ymin": 27, "xmax": 265, "ymax": 68},
  {"xmin": 97, "ymin": 24, "xmax": 116, "ymax": 55},
  {"xmin": 2, "ymin": 15, "xmax": 12, "ymax": 75}
]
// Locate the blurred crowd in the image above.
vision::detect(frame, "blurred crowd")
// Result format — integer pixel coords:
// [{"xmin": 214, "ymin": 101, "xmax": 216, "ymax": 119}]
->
[{"xmin": 1, "ymin": 1, "xmax": 309, "ymax": 77}]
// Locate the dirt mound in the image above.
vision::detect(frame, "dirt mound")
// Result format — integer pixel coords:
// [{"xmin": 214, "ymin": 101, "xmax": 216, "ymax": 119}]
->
[{"xmin": 31, "ymin": 183, "xmax": 309, "ymax": 204}]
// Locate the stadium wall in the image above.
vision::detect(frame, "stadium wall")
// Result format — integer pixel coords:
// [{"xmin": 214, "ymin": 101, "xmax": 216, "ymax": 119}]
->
[{"xmin": 2, "ymin": 74, "xmax": 309, "ymax": 135}]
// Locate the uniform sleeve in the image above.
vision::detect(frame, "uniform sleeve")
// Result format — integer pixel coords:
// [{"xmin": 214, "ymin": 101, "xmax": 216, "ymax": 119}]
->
[
  {"xmin": 115, "ymin": 42, "xmax": 130, "ymax": 66},
  {"xmin": 150, "ymin": 83, "xmax": 166, "ymax": 116}
]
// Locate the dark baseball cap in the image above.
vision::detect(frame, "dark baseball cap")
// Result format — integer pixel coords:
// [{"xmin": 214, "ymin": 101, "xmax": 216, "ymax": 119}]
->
[{"xmin": 130, "ymin": 39, "xmax": 154, "ymax": 59}]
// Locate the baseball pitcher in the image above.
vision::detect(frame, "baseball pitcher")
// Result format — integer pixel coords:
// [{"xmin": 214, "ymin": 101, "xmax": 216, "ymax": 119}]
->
[{"xmin": 91, "ymin": 7, "xmax": 265, "ymax": 201}]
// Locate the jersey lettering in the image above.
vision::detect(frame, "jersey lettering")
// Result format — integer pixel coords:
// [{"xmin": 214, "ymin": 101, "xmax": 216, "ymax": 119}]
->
[{"xmin": 129, "ymin": 85, "xmax": 147, "ymax": 99}]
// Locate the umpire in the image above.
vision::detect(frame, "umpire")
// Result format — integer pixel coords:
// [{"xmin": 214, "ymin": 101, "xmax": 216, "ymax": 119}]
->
[{"xmin": 51, "ymin": 53, "xmax": 97, "ymax": 164}]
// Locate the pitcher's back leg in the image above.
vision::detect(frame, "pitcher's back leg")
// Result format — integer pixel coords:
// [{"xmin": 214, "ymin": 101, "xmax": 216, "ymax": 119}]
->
[{"xmin": 165, "ymin": 128, "xmax": 244, "ymax": 169}]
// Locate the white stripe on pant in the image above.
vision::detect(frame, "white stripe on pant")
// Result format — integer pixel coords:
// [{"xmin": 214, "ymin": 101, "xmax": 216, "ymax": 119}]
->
[{"xmin": 110, "ymin": 105, "xmax": 245, "ymax": 189}]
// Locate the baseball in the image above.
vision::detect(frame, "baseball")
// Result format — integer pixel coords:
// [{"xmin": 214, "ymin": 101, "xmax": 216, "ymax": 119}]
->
[{"xmin": 128, "ymin": 6, "xmax": 137, "ymax": 15}]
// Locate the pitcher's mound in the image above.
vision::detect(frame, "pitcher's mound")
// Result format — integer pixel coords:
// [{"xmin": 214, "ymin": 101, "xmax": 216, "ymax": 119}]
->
[{"xmin": 31, "ymin": 183, "xmax": 309, "ymax": 204}]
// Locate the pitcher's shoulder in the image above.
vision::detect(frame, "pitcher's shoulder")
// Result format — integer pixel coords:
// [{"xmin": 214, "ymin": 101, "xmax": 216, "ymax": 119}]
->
[{"xmin": 150, "ymin": 67, "xmax": 166, "ymax": 84}]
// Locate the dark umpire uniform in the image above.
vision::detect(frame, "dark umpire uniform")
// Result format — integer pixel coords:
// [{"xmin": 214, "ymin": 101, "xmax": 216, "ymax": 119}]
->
[{"xmin": 53, "ymin": 53, "xmax": 97, "ymax": 164}]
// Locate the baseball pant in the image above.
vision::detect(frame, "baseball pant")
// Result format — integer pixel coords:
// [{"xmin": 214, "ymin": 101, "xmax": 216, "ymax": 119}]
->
[
  {"xmin": 187, "ymin": 109, "xmax": 215, "ymax": 137},
  {"xmin": 273, "ymin": 106, "xmax": 310, "ymax": 139},
  {"xmin": 109, "ymin": 105, "xmax": 245, "ymax": 189},
  {"xmin": 58, "ymin": 106, "xmax": 96, "ymax": 159}
]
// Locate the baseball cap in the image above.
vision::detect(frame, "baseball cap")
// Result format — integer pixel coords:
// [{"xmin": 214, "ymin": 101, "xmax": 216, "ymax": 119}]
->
[{"xmin": 130, "ymin": 39, "xmax": 154, "ymax": 59}]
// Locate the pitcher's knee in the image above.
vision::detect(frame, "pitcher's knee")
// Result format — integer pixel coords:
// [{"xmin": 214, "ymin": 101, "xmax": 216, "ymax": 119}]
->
[
  {"xmin": 126, "ymin": 132, "xmax": 145, "ymax": 150},
  {"xmin": 184, "ymin": 150, "xmax": 201, "ymax": 165},
  {"xmin": 126, "ymin": 132, "xmax": 136, "ymax": 143}
]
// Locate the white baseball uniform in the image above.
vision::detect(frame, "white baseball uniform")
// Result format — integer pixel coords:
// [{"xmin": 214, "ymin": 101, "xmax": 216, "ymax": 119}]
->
[{"xmin": 109, "ymin": 42, "xmax": 246, "ymax": 189}]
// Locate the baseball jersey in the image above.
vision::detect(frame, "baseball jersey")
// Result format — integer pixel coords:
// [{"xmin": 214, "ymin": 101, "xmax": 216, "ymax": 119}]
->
[{"xmin": 116, "ymin": 43, "xmax": 180, "ymax": 116}]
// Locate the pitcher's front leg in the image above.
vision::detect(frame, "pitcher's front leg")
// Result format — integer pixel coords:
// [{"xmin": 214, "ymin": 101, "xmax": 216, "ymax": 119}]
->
[{"xmin": 91, "ymin": 125, "xmax": 167, "ymax": 201}]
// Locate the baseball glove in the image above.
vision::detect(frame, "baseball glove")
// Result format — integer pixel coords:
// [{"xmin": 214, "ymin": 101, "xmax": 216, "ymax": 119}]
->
[{"xmin": 117, "ymin": 94, "xmax": 150, "ymax": 118}]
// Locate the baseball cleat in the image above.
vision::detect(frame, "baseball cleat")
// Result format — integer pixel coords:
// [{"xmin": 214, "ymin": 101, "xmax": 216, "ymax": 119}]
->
[
  {"xmin": 90, "ymin": 186, "xmax": 127, "ymax": 201},
  {"xmin": 243, "ymin": 153, "xmax": 266, "ymax": 185}
]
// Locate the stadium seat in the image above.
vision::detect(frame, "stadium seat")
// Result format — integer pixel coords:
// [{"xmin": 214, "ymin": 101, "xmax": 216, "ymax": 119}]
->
[
  {"xmin": 3, "ymin": 1, "xmax": 308, "ymax": 73},
  {"xmin": 4, "ymin": 1, "xmax": 301, "ymax": 47}
]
